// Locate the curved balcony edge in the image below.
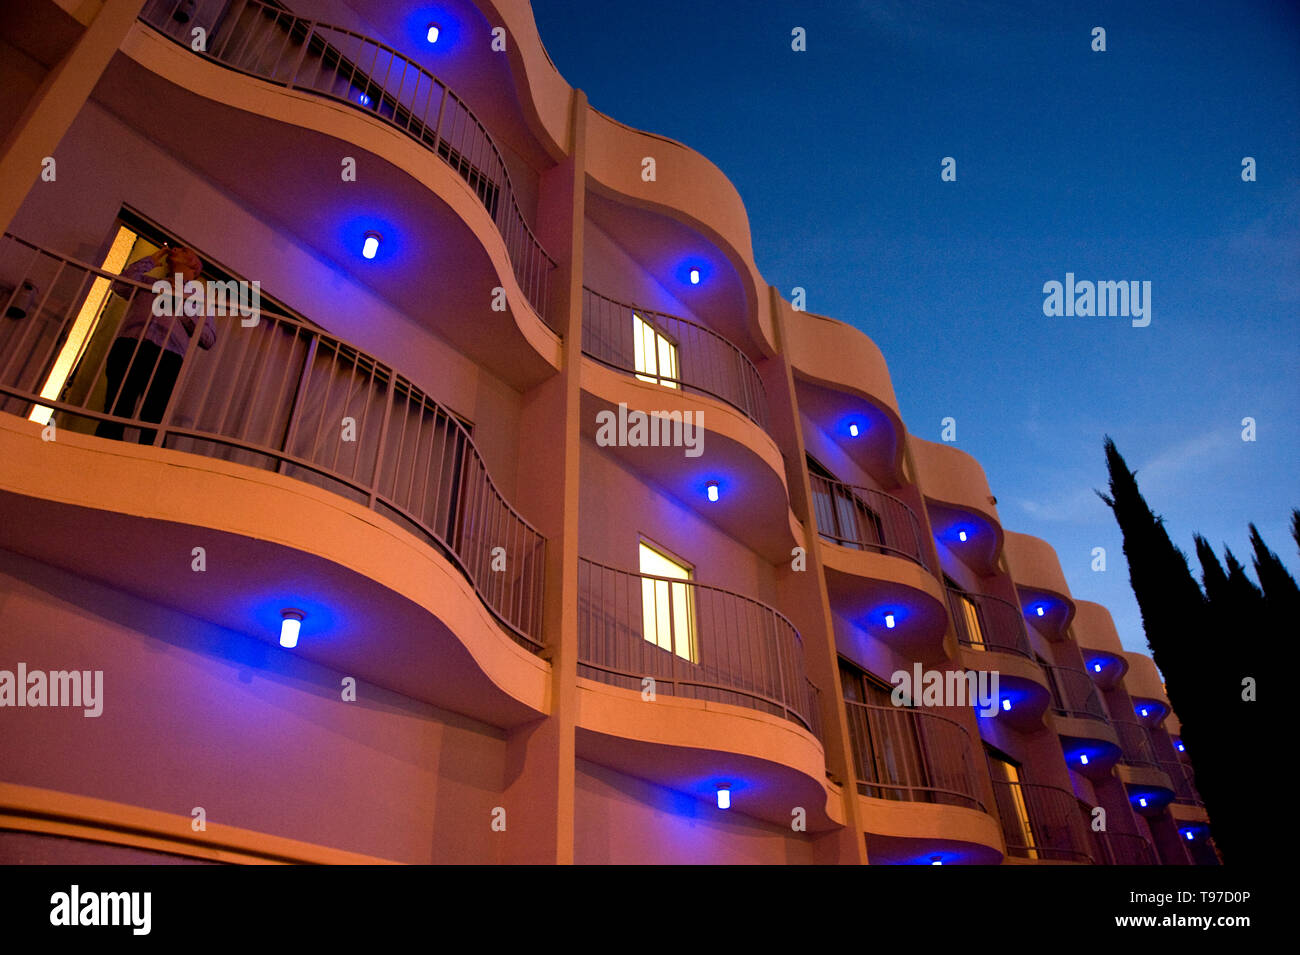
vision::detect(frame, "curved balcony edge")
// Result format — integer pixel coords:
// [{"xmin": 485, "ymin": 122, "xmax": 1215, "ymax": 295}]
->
[
  {"xmin": 577, "ymin": 557, "xmax": 820, "ymax": 737},
  {"xmin": 581, "ymin": 286, "xmax": 769, "ymax": 430},
  {"xmin": 0, "ymin": 234, "xmax": 547, "ymax": 651},
  {"xmin": 138, "ymin": 0, "xmax": 558, "ymax": 330}
]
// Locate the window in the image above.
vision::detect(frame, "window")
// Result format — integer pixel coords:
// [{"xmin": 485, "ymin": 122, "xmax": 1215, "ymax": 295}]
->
[
  {"xmin": 944, "ymin": 576, "xmax": 986, "ymax": 650},
  {"xmin": 632, "ymin": 313, "xmax": 679, "ymax": 389},
  {"xmin": 987, "ymin": 749, "xmax": 1038, "ymax": 859},
  {"xmin": 639, "ymin": 541, "xmax": 695, "ymax": 662},
  {"xmin": 840, "ymin": 658, "xmax": 932, "ymax": 803},
  {"xmin": 807, "ymin": 456, "xmax": 884, "ymax": 549}
]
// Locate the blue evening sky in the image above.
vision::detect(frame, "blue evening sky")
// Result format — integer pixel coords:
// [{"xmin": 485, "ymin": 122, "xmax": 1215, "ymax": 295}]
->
[{"xmin": 531, "ymin": 0, "xmax": 1300, "ymax": 656}]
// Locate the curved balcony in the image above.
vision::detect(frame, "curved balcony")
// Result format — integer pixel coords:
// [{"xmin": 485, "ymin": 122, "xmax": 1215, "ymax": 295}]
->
[
  {"xmin": 946, "ymin": 587, "xmax": 1031, "ymax": 658},
  {"xmin": 844, "ymin": 701, "xmax": 984, "ymax": 812},
  {"xmin": 1160, "ymin": 759, "xmax": 1203, "ymax": 806},
  {"xmin": 1113, "ymin": 719, "xmax": 1159, "ymax": 768},
  {"xmin": 0, "ymin": 234, "xmax": 545, "ymax": 649},
  {"xmin": 1044, "ymin": 665, "xmax": 1109, "ymax": 722},
  {"xmin": 993, "ymin": 781, "xmax": 1094, "ymax": 863},
  {"xmin": 140, "ymin": 0, "xmax": 557, "ymax": 328},
  {"xmin": 1095, "ymin": 828, "xmax": 1159, "ymax": 866},
  {"xmin": 809, "ymin": 476, "xmax": 931, "ymax": 570},
  {"xmin": 581, "ymin": 287, "xmax": 768, "ymax": 429},
  {"xmin": 576, "ymin": 558, "xmax": 819, "ymax": 736}
]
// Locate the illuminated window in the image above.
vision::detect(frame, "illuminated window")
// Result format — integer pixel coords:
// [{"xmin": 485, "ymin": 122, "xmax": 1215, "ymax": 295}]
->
[
  {"xmin": 989, "ymin": 753, "xmax": 1038, "ymax": 860},
  {"xmin": 639, "ymin": 541, "xmax": 695, "ymax": 662},
  {"xmin": 943, "ymin": 579, "xmax": 986, "ymax": 651},
  {"xmin": 632, "ymin": 313, "xmax": 679, "ymax": 389},
  {"xmin": 28, "ymin": 225, "xmax": 139, "ymax": 425}
]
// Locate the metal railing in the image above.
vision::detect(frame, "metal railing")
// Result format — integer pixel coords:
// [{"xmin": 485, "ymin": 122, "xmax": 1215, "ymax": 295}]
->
[
  {"xmin": 843, "ymin": 700, "xmax": 984, "ymax": 811},
  {"xmin": 1043, "ymin": 664, "xmax": 1109, "ymax": 722},
  {"xmin": 1113, "ymin": 719, "xmax": 1159, "ymax": 768},
  {"xmin": 140, "ymin": 0, "xmax": 557, "ymax": 329},
  {"xmin": 577, "ymin": 558, "xmax": 820, "ymax": 737},
  {"xmin": 946, "ymin": 587, "xmax": 1032, "ymax": 658},
  {"xmin": 581, "ymin": 287, "xmax": 769, "ymax": 429},
  {"xmin": 993, "ymin": 781, "xmax": 1094, "ymax": 863},
  {"xmin": 1160, "ymin": 759, "xmax": 1203, "ymax": 806},
  {"xmin": 1094, "ymin": 828, "xmax": 1159, "ymax": 866},
  {"xmin": 0, "ymin": 233, "xmax": 546, "ymax": 649},
  {"xmin": 809, "ymin": 475, "xmax": 931, "ymax": 570}
]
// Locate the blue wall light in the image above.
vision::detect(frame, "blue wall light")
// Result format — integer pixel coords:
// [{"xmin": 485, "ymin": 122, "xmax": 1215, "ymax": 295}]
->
[
  {"xmin": 1176, "ymin": 740, "xmax": 1185, "ymax": 753},
  {"xmin": 884, "ymin": 612, "xmax": 896, "ymax": 630},
  {"xmin": 1139, "ymin": 706, "xmax": 1150, "ymax": 718},
  {"xmin": 958, "ymin": 529, "xmax": 968, "ymax": 542},
  {"xmin": 1001, "ymin": 699, "xmax": 1011, "ymax": 712},
  {"xmin": 716, "ymin": 785, "xmax": 730, "ymax": 809},
  {"xmin": 1079, "ymin": 753, "xmax": 1089, "ymax": 765},
  {"xmin": 1093, "ymin": 662, "xmax": 1103, "ymax": 672},
  {"xmin": 1138, "ymin": 796, "xmax": 1148, "ymax": 807},
  {"xmin": 848, "ymin": 422, "xmax": 859, "ymax": 437},
  {"xmin": 280, "ymin": 609, "xmax": 304, "ymax": 649},
  {"xmin": 426, "ymin": 22, "xmax": 441, "ymax": 43},
  {"xmin": 706, "ymin": 481, "xmax": 720, "ymax": 503},
  {"xmin": 362, "ymin": 231, "xmax": 381, "ymax": 259},
  {"xmin": 1035, "ymin": 605, "xmax": 1045, "ymax": 617},
  {"xmin": 930, "ymin": 856, "xmax": 943, "ymax": 865},
  {"xmin": 689, "ymin": 268, "xmax": 701, "ymax": 285}
]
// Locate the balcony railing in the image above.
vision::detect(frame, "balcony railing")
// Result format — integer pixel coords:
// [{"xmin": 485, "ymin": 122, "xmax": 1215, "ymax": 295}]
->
[
  {"xmin": 809, "ymin": 475, "xmax": 932, "ymax": 571},
  {"xmin": 577, "ymin": 558, "xmax": 820, "ymax": 737},
  {"xmin": 581, "ymin": 287, "xmax": 769, "ymax": 429},
  {"xmin": 946, "ymin": 587, "xmax": 1032, "ymax": 658},
  {"xmin": 1093, "ymin": 828, "xmax": 1159, "ymax": 866},
  {"xmin": 140, "ymin": 0, "xmax": 557, "ymax": 329},
  {"xmin": 843, "ymin": 700, "xmax": 984, "ymax": 812},
  {"xmin": 993, "ymin": 781, "xmax": 1094, "ymax": 863},
  {"xmin": 1043, "ymin": 665, "xmax": 1109, "ymax": 722},
  {"xmin": 1160, "ymin": 759, "xmax": 1203, "ymax": 806},
  {"xmin": 1113, "ymin": 719, "xmax": 1159, "ymax": 768},
  {"xmin": 0, "ymin": 233, "xmax": 546, "ymax": 649}
]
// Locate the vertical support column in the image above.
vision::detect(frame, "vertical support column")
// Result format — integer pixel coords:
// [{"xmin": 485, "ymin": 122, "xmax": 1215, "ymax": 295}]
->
[
  {"xmin": 0, "ymin": 0, "xmax": 148, "ymax": 235},
  {"xmin": 766, "ymin": 289, "xmax": 868, "ymax": 864},
  {"xmin": 501, "ymin": 90, "xmax": 587, "ymax": 864}
]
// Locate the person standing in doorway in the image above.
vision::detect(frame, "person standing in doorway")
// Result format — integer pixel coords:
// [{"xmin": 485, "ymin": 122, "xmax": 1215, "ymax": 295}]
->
[{"xmin": 96, "ymin": 244, "xmax": 216, "ymax": 444}]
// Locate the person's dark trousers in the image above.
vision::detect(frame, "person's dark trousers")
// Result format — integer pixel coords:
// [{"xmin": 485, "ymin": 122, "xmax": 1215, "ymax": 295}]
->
[{"xmin": 95, "ymin": 337, "xmax": 184, "ymax": 445}]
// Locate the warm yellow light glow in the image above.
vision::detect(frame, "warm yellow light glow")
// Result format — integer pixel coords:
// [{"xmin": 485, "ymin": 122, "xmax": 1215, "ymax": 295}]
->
[
  {"xmin": 639, "ymin": 542, "xmax": 695, "ymax": 662},
  {"xmin": 29, "ymin": 227, "xmax": 138, "ymax": 425},
  {"xmin": 1000, "ymin": 760, "xmax": 1038, "ymax": 860},
  {"xmin": 632, "ymin": 313, "xmax": 678, "ymax": 389},
  {"xmin": 959, "ymin": 592, "xmax": 985, "ymax": 650}
]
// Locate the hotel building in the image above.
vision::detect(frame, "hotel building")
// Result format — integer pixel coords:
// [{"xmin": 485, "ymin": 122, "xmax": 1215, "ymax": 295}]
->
[{"xmin": 0, "ymin": 0, "xmax": 1215, "ymax": 864}]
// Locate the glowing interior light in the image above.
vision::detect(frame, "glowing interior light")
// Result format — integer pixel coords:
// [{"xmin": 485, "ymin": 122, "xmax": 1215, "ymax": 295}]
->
[
  {"xmin": 280, "ymin": 610, "xmax": 304, "ymax": 649},
  {"xmin": 716, "ymin": 785, "xmax": 730, "ymax": 810},
  {"xmin": 358, "ymin": 92, "xmax": 372, "ymax": 107},
  {"xmin": 1176, "ymin": 741, "xmax": 1185, "ymax": 753},
  {"xmin": 1184, "ymin": 830, "xmax": 1194, "ymax": 841},
  {"xmin": 362, "ymin": 232, "xmax": 381, "ymax": 259},
  {"xmin": 1138, "ymin": 797, "xmax": 1148, "ymax": 808},
  {"xmin": 957, "ymin": 530, "xmax": 968, "ymax": 542},
  {"xmin": 706, "ymin": 481, "xmax": 720, "ymax": 503},
  {"xmin": 884, "ymin": 613, "xmax": 896, "ymax": 630},
  {"xmin": 1035, "ymin": 606, "xmax": 1045, "ymax": 617},
  {"xmin": 1079, "ymin": 753, "xmax": 1089, "ymax": 765},
  {"xmin": 848, "ymin": 423, "xmax": 859, "ymax": 437},
  {"xmin": 1001, "ymin": 699, "xmax": 1011, "ymax": 712},
  {"xmin": 689, "ymin": 268, "xmax": 700, "ymax": 285},
  {"xmin": 930, "ymin": 856, "xmax": 942, "ymax": 865},
  {"xmin": 1093, "ymin": 662, "xmax": 1102, "ymax": 672},
  {"xmin": 426, "ymin": 23, "xmax": 441, "ymax": 43},
  {"xmin": 1140, "ymin": 707, "xmax": 1149, "ymax": 718}
]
